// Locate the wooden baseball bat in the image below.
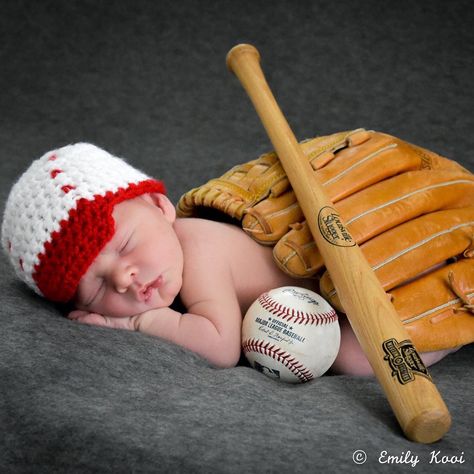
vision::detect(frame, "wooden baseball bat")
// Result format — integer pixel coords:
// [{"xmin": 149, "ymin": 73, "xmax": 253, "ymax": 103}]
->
[{"xmin": 226, "ymin": 44, "xmax": 451, "ymax": 443}]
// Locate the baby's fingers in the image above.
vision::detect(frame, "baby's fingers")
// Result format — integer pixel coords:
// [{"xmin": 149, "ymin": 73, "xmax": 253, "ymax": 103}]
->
[
  {"xmin": 68, "ymin": 310, "xmax": 89, "ymax": 320},
  {"xmin": 68, "ymin": 310, "xmax": 108, "ymax": 327},
  {"xmin": 68, "ymin": 310, "xmax": 136, "ymax": 331}
]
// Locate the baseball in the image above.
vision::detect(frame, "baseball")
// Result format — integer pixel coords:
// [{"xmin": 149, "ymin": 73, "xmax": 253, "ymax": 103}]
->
[{"xmin": 242, "ymin": 286, "xmax": 340, "ymax": 383}]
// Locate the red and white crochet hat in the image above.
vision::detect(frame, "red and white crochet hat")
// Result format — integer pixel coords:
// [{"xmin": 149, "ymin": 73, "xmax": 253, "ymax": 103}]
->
[{"xmin": 1, "ymin": 143, "xmax": 166, "ymax": 302}]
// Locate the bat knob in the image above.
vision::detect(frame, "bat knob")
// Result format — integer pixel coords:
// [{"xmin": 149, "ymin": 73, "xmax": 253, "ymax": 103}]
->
[{"xmin": 226, "ymin": 44, "xmax": 261, "ymax": 73}]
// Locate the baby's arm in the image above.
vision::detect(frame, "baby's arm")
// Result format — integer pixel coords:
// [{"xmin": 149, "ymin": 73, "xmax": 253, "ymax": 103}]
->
[{"xmin": 137, "ymin": 296, "xmax": 242, "ymax": 368}]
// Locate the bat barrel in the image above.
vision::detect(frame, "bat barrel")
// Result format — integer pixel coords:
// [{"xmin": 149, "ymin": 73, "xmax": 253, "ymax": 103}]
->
[{"xmin": 227, "ymin": 43, "xmax": 451, "ymax": 443}]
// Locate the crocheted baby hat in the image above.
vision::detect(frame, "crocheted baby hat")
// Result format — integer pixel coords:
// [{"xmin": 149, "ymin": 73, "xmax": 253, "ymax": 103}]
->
[{"xmin": 1, "ymin": 143, "xmax": 166, "ymax": 302}]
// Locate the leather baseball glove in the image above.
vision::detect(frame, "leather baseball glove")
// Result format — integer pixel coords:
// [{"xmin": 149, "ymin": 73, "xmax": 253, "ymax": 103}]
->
[{"xmin": 177, "ymin": 129, "xmax": 474, "ymax": 352}]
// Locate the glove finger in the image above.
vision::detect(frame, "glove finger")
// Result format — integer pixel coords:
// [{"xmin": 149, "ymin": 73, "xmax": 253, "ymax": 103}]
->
[
  {"xmin": 320, "ymin": 207, "xmax": 474, "ymax": 309},
  {"xmin": 339, "ymin": 169, "xmax": 474, "ymax": 244},
  {"xmin": 363, "ymin": 207, "xmax": 474, "ymax": 290},
  {"xmin": 316, "ymin": 131, "xmax": 435, "ymax": 202},
  {"xmin": 177, "ymin": 151, "xmax": 284, "ymax": 219},
  {"xmin": 392, "ymin": 259, "xmax": 474, "ymax": 352},
  {"xmin": 243, "ymin": 190, "xmax": 303, "ymax": 244},
  {"xmin": 272, "ymin": 221, "xmax": 323, "ymax": 277}
]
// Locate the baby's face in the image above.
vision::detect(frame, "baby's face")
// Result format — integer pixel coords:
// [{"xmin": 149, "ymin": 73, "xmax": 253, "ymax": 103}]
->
[{"xmin": 74, "ymin": 194, "xmax": 183, "ymax": 318}]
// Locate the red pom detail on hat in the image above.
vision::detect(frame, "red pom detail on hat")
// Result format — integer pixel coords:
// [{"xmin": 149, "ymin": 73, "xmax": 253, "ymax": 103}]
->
[
  {"xmin": 50, "ymin": 169, "xmax": 62, "ymax": 179},
  {"xmin": 32, "ymin": 179, "xmax": 166, "ymax": 302},
  {"xmin": 61, "ymin": 185, "xmax": 76, "ymax": 194}
]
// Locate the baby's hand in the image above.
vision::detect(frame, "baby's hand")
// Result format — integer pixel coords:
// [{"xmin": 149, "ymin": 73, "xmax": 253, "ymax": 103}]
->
[{"xmin": 68, "ymin": 310, "xmax": 137, "ymax": 331}]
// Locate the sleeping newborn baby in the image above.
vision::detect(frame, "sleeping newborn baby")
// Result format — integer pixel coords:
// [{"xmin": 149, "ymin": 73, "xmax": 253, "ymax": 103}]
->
[{"xmin": 1, "ymin": 144, "xmax": 455, "ymax": 374}]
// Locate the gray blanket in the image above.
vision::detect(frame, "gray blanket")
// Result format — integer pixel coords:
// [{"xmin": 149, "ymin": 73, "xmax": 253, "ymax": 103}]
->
[{"xmin": 1, "ymin": 1, "xmax": 472, "ymax": 472}]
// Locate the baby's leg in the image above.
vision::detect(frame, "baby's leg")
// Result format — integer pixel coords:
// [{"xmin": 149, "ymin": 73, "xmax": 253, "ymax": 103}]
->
[
  {"xmin": 330, "ymin": 317, "xmax": 373, "ymax": 376},
  {"xmin": 330, "ymin": 317, "xmax": 459, "ymax": 376}
]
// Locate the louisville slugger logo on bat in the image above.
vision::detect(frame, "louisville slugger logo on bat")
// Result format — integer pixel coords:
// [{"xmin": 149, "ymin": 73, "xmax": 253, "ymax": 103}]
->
[
  {"xmin": 318, "ymin": 206, "xmax": 356, "ymax": 247},
  {"xmin": 382, "ymin": 338, "xmax": 432, "ymax": 384}
]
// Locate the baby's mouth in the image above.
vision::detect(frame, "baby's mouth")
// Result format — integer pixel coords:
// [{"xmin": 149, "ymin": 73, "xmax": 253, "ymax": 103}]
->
[{"xmin": 141, "ymin": 276, "xmax": 163, "ymax": 302}]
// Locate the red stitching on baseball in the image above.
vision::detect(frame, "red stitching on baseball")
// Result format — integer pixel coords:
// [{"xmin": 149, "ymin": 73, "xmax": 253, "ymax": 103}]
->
[
  {"xmin": 258, "ymin": 292, "xmax": 337, "ymax": 325},
  {"xmin": 242, "ymin": 338, "xmax": 314, "ymax": 382}
]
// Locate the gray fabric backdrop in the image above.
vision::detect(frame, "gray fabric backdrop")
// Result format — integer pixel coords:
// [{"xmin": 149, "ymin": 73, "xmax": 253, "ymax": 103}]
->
[{"xmin": 1, "ymin": 0, "xmax": 473, "ymax": 472}]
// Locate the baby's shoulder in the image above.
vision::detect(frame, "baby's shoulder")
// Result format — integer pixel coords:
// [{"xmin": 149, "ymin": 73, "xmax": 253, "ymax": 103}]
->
[
  {"xmin": 174, "ymin": 218, "xmax": 243, "ymax": 304},
  {"xmin": 174, "ymin": 217, "xmax": 249, "ymax": 251}
]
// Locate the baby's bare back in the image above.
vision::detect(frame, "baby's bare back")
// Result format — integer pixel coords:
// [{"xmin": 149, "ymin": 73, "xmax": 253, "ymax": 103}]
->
[{"xmin": 173, "ymin": 217, "xmax": 314, "ymax": 314}]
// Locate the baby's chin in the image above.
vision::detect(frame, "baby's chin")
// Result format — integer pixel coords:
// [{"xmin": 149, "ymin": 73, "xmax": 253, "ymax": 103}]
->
[
  {"xmin": 150, "ymin": 287, "xmax": 180, "ymax": 311},
  {"xmin": 155, "ymin": 275, "xmax": 182, "ymax": 307}
]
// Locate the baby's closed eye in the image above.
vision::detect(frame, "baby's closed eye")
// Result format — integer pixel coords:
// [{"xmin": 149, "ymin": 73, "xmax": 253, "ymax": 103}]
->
[
  {"xmin": 84, "ymin": 280, "xmax": 105, "ymax": 307},
  {"xmin": 118, "ymin": 232, "xmax": 135, "ymax": 254}
]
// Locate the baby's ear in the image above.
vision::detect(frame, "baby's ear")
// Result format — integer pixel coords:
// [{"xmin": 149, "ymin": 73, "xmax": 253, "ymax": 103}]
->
[{"xmin": 146, "ymin": 193, "xmax": 176, "ymax": 223}]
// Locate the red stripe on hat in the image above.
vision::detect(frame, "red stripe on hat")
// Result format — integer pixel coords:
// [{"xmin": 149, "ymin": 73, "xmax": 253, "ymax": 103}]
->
[{"xmin": 32, "ymin": 179, "xmax": 166, "ymax": 302}]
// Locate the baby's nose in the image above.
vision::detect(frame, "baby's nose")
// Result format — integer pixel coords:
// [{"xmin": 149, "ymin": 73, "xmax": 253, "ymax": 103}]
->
[{"xmin": 112, "ymin": 264, "xmax": 138, "ymax": 293}]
